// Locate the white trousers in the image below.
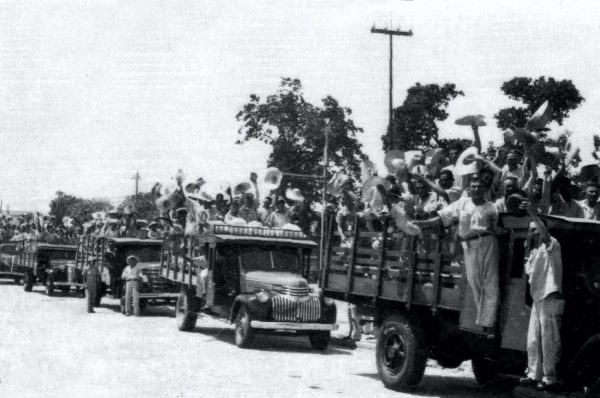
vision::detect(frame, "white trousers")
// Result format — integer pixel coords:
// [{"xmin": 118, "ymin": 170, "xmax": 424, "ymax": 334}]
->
[
  {"xmin": 527, "ymin": 296, "xmax": 564, "ymax": 383},
  {"xmin": 461, "ymin": 235, "xmax": 499, "ymax": 328}
]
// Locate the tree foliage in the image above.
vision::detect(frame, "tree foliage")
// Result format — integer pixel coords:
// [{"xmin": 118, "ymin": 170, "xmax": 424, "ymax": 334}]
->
[
  {"xmin": 236, "ymin": 77, "xmax": 368, "ymax": 203},
  {"xmin": 383, "ymin": 83, "xmax": 464, "ymax": 151},
  {"xmin": 117, "ymin": 192, "xmax": 158, "ymax": 222},
  {"xmin": 495, "ymin": 76, "xmax": 584, "ymax": 130},
  {"xmin": 49, "ymin": 191, "xmax": 111, "ymax": 225}
]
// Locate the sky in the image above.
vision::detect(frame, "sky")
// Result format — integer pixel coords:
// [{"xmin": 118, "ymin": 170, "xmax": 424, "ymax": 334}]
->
[{"xmin": 1, "ymin": 0, "xmax": 600, "ymax": 211}]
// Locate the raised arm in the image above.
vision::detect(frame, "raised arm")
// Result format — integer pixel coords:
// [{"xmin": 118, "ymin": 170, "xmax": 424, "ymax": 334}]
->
[{"xmin": 526, "ymin": 201, "xmax": 551, "ymax": 245}]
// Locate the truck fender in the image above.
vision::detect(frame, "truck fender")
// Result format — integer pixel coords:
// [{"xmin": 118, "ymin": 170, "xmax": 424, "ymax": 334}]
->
[
  {"xmin": 564, "ymin": 334, "xmax": 600, "ymax": 388},
  {"xmin": 229, "ymin": 295, "xmax": 255, "ymax": 324}
]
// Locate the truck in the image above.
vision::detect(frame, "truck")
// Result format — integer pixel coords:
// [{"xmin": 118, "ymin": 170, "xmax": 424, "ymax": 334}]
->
[
  {"xmin": 76, "ymin": 236, "xmax": 180, "ymax": 313},
  {"xmin": 159, "ymin": 224, "xmax": 338, "ymax": 349},
  {"xmin": 322, "ymin": 214, "xmax": 600, "ymax": 396},
  {"xmin": 0, "ymin": 242, "xmax": 25, "ymax": 284},
  {"xmin": 17, "ymin": 241, "xmax": 83, "ymax": 296}
]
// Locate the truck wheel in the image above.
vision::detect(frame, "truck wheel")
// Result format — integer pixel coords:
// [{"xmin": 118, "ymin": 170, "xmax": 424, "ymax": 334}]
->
[
  {"xmin": 60, "ymin": 287, "xmax": 70, "ymax": 295},
  {"xmin": 120, "ymin": 296, "xmax": 126, "ymax": 315},
  {"xmin": 13, "ymin": 277, "xmax": 21, "ymax": 285},
  {"xmin": 309, "ymin": 331, "xmax": 330, "ymax": 351},
  {"xmin": 24, "ymin": 272, "xmax": 33, "ymax": 292},
  {"xmin": 376, "ymin": 314, "xmax": 427, "ymax": 391},
  {"xmin": 234, "ymin": 306, "xmax": 254, "ymax": 348},
  {"xmin": 586, "ymin": 376, "xmax": 600, "ymax": 397},
  {"xmin": 45, "ymin": 281, "xmax": 54, "ymax": 296},
  {"xmin": 471, "ymin": 356, "xmax": 500, "ymax": 386},
  {"xmin": 176, "ymin": 294, "xmax": 197, "ymax": 332}
]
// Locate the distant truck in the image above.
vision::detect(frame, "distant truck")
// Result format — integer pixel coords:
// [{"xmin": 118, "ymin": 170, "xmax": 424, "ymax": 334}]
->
[
  {"xmin": 322, "ymin": 214, "xmax": 600, "ymax": 396},
  {"xmin": 0, "ymin": 243, "xmax": 25, "ymax": 284},
  {"xmin": 76, "ymin": 236, "xmax": 180, "ymax": 313},
  {"xmin": 16, "ymin": 241, "xmax": 83, "ymax": 296},
  {"xmin": 160, "ymin": 224, "xmax": 338, "ymax": 349}
]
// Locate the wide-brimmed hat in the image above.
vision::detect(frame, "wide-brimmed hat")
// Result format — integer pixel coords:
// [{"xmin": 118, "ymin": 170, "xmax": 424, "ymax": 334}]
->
[
  {"xmin": 233, "ymin": 181, "xmax": 252, "ymax": 197},
  {"xmin": 327, "ymin": 172, "xmax": 350, "ymax": 197},
  {"xmin": 285, "ymin": 188, "xmax": 305, "ymax": 203},
  {"xmin": 404, "ymin": 150, "xmax": 424, "ymax": 170},
  {"xmin": 126, "ymin": 255, "xmax": 140, "ymax": 264},
  {"xmin": 424, "ymin": 148, "xmax": 447, "ymax": 178},
  {"xmin": 454, "ymin": 146, "xmax": 480, "ymax": 176},
  {"xmin": 526, "ymin": 101, "xmax": 552, "ymax": 130},
  {"xmin": 362, "ymin": 176, "xmax": 391, "ymax": 203},
  {"xmin": 384, "ymin": 150, "xmax": 405, "ymax": 173},
  {"xmin": 148, "ymin": 221, "xmax": 159, "ymax": 228},
  {"xmin": 264, "ymin": 167, "xmax": 283, "ymax": 191},
  {"xmin": 175, "ymin": 207, "xmax": 188, "ymax": 217},
  {"xmin": 455, "ymin": 114, "xmax": 486, "ymax": 127}
]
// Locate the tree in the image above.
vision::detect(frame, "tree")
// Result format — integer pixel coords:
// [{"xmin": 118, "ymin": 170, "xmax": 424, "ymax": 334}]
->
[
  {"xmin": 49, "ymin": 191, "xmax": 112, "ymax": 225},
  {"xmin": 383, "ymin": 83, "xmax": 464, "ymax": 151},
  {"xmin": 117, "ymin": 192, "xmax": 158, "ymax": 221},
  {"xmin": 236, "ymin": 77, "xmax": 368, "ymax": 203},
  {"xmin": 495, "ymin": 76, "xmax": 584, "ymax": 130}
]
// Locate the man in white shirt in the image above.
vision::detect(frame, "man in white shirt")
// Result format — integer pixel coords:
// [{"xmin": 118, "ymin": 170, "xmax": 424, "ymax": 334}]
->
[
  {"xmin": 438, "ymin": 178, "xmax": 500, "ymax": 333},
  {"xmin": 576, "ymin": 182, "xmax": 600, "ymax": 220},
  {"xmin": 520, "ymin": 203, "xmax": 564, "ymax": 393},
  {"xmin": 265, "ymin": 199, "xmax": 291, "ymax": 228}
]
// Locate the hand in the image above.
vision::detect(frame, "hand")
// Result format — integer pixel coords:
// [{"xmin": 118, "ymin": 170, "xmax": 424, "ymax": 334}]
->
[{"xmin": 521, "ymin": 200, "xmax": 536, "ymax": 215}]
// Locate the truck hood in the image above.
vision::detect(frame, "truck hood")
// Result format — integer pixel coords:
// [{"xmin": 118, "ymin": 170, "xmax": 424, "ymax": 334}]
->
[{"xmin": 244, "ymin": 271, "xmax": 308, "ymax": 291}]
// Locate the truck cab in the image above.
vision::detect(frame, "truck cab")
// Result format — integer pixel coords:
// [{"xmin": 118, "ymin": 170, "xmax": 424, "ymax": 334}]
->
[
  {"xmin": 322, "ymin": 214, "xmax": 600, "ymax": 396},
  {"xmin": 76, "ymin": 236, "xmax": 180, "ymax": 313},
  {"xmin": 161, "ymin": 224, "xmax": 338, "ymax": 349},
  {"xmin": 19, "ymin": 242, "xmax": 81, "ymax": 296}
]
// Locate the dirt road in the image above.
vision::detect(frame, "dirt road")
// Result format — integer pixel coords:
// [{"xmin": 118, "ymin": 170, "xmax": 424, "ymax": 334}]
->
[{"xmin": 0, "ymin": 280, "xmax": 511, "ymax": 398}]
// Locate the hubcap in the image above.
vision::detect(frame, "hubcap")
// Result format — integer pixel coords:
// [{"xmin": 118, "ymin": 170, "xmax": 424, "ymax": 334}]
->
[{"xmin": 383, "ymin": 332, "xmax": 406, "ymax": 375}]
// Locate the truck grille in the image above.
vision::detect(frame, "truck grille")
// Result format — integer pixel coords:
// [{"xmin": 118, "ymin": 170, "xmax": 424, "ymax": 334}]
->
[
  {"xmin": 274, "ymin": 286, "xmax": 310, "ymax": 297},
  {"xmin": 272, "ymin": 295, "xmax": 321, "ymax": 322}
]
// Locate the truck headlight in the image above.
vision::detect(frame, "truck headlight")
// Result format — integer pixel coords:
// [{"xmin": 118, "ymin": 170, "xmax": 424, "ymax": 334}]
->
[
  {"xmin": 256, "ymin": 291, "xmax": 271, "ymax": 303},
  {"xmin": 324, "ymin": 297, "xmax": 335, "ymax": 306}
]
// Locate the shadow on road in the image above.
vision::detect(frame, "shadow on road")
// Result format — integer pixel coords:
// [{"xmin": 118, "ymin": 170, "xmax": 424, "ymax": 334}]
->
[
  {"xmin": 186, "ymin": 325, "xmax": 353, "ymax": 355},
  {"xmin": 354, "ymin": 373, "xmax": 513, "ymax": 398}
]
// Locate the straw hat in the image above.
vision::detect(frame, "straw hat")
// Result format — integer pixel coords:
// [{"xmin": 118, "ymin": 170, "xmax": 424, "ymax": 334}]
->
[{"xmin": 454, "ymin": 147, "xmax": 480, "ymax": 176}]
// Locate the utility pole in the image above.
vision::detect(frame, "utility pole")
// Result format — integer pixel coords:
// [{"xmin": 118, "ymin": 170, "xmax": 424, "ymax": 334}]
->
[
  {"xmin": 319, "ymin": 122, "xmax": 330, "ymax": 273},
  {"xmin": 371, "ymin": 26, "xmax": 413, "ymax": 149},
  {"xmin": 130, "ymin": 171, "xmax": 141, "ymax": 209}
]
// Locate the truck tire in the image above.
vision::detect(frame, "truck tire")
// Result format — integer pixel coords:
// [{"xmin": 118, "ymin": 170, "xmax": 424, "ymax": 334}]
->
[
  {"xmin": 24, "ymin": 272, "xmax": 33, "ymax": 292},
  {"xmin": 586, "ymin": 376, "xmax": 600, "ymax": 397},
  {"xmin": 45, "ymin": 281, "xmax": 54, "ymax": 296},
  {"xmin": 13, "ymin": 277, "xmax": 21, "ymax": 285},
  {"xmin": 120, "ymin": 295, "xmax": 126, "ymax": 315},
  {"xmin": 309, "ymin": 331, "xmax": 331, "ymax": 351},
  {"xmin": 234, "ymin": 306, "xmax": 254, "ymax": 348},
  {"xmin": 471, "ymin": 356, "xmax": 500, "ymax": 386},
  {"xmin": 176, "ymin": 293, "xmax": 197, "ymax": 332},
  {"xmin": 376, "ymin": 314, "xmax": 427, "ymax": 391}
]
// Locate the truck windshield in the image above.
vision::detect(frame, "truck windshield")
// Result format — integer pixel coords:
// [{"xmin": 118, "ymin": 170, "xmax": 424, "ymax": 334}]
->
[
  {"xmin": 43, "ymin": 250, "xmax": 76, "ymax": 260},
  {"xmin": 240, "ymin": 247, "xmax": 301, "ymax": 273},
  {"xmin": 123, "ymin": 246, "xmax": 161, "ymax": 262}
]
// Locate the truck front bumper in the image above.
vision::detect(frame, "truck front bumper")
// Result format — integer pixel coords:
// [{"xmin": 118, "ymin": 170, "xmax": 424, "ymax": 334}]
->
[{"xmin": 250, "ymin": 321, "xmax": 338, "ymax": 331}]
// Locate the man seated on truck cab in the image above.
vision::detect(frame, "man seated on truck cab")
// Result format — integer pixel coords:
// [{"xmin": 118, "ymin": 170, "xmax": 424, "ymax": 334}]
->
[
  {"xmin": 520, "ymin": 202, "xmax": 564, "ymax": 393},
  {"xmin": 437, "ymin": 177, "xmax": 500, "ymax": 336}
]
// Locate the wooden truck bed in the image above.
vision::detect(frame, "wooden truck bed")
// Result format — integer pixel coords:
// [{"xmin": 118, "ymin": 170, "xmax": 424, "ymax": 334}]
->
[{"xmin": 322, "ymin": 218, "xmax": 466, "ymax": 313}]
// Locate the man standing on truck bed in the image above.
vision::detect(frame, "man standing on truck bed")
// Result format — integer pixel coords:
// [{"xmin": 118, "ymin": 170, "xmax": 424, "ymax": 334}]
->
[
  {"xmin": 437, "ymin": 178, "xmax": 500, "ymax": 335},
  {"xmin": 520, "ymin": 202, "xmax": 564, "ymax": 393}
]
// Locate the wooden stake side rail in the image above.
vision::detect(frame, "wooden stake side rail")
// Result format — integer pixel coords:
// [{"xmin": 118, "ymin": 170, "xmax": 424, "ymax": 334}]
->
[{"xmin": 323, "ymin": 219, "xmax": 464, "ymax": 313}]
